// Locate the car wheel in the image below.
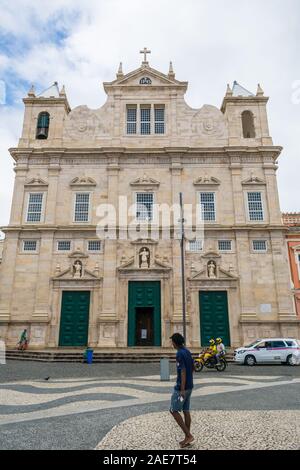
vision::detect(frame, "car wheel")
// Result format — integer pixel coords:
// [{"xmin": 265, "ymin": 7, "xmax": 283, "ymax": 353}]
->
[
  {"xmin": 244, "ymin": 355, "xmax": 256, "ymax": 366},
  {"xmin": 286, "ymin": 354, "xmax": 295, "ymax": 366}
]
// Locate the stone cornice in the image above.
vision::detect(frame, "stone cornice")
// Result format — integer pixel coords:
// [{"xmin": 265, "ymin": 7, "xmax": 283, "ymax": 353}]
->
[{"xmin": 9, "ymin": 145, "xmax": 283, "ymax": 156}]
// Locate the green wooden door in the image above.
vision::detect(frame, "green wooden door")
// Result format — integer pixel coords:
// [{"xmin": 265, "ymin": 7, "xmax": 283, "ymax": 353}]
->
[
  {"xmin": 128, "ymin": 281, "xmax": 161, "ymax": 347},
  {"xmin": 199, "ymin": 291, "xmax": 230, "ymax": 346},
  {"xmin": 59, "ymin": 291, "xmax": 90, "ymax": 347}
]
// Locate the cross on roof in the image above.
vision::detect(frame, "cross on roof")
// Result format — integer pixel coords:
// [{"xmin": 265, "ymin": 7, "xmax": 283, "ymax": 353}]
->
[{"xmin": 140, "ymin": 47, "xmax": 151, "ymax": 63}]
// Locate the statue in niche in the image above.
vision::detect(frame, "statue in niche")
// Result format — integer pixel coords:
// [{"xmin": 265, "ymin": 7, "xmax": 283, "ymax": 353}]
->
[
  {"xmin": 73, "ymin": 260, "xmax": 83, "ymax": 278},
  {"xmin": 139, "ymin": 247, "xmax": 150, "ymax": 268},
  {"xmin": 208, "ymin": 260, "xmax": 217, "ymax": 279}
]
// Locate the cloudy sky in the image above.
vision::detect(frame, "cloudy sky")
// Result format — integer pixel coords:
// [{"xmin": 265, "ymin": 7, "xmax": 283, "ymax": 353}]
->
[{"xmin": 0, "ymin": 0, "xmax": 299, "ymax": 236}]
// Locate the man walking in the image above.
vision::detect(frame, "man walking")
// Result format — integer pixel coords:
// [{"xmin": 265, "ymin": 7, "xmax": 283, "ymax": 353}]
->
[{"xmin": 170, "ymin": 332, "xmax": 194, "ymax": 448}]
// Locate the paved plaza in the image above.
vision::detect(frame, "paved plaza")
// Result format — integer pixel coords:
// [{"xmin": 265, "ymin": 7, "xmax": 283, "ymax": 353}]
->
[{"xmin": 0, "ymin": 361, "xmax": 299, "ymax": 450}]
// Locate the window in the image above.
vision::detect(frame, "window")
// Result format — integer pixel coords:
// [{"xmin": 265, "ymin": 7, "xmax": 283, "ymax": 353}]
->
[
  {"xmin": 140, "ymin": 106, "xmax": 151, "ymax": 134},
  {"xmin": 26, "ymin": 193, "xmax": 43, "ymax": 222},
  {"xmin": 199, "ymin": 192, "xmax": 216, "ymax": 221},
  {"xmin": 247, "ymin": 192, "xmax": 264, "ymax": 221},
  {"xmin": 242, "ymin": 110, "xmax": 255, "ymax": 138},
  {"xmin": 285, "ymin": 341, "xmax": 296, "ymax": 347},
  {"xmin": 252, "ymin": 240, "xmax": 267, "ymax": 252},
  {"xmin": 57, "ymin": 241, "xmax": 71, "ymax": 251},
  {"xmin": 188, "ymin": 240, "xmax": 203, "ymax": 252},
  {"xmin": 36, "ymin": 112, "xmax": 50, "ymax": 139},
  {"xmin": 136, "ymin": 193, "xmax": 153, "ymax": 221},
  {"xmin": 88, "ymin": 240, "xmax": 101, "ymax": 251},
  {"xmin": 270, "ymin": 341, "xmax": 286, "ymax": 348},
  {"xmin": 218, "ymin": 240, "xmax": 232, "ymax": 251},
  {"xmin": 127, "ymin": 106, "xmax": 137, "ymax": 134},
  {"xmin": 154, "ymin": 106, "xmax": 165, "ymax": 134},
  {"xmin": 126, "ymin": 105, "xmax": 165, "ymax": 135},
  {"xmin": 74, "ymin": 193, "xmax": 90, "ymax": 222},
  {"xmin": 23, "ymin": 240, "xmax": 37, "ymax": 252}
]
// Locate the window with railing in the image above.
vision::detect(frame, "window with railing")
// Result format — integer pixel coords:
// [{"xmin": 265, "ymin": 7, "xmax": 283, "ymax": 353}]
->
[
  {"xmin": 23, "ymin": 240, "xmax": 38, "ymax": 252},
  {"xmin": 136, "ymin": 193, "xmax": 154, "ymax": 221},
  {"xmin": 126, "ymin": 104, "xmax": 165, "ymax": 135},
  {"xmin": 252, "ymin": 240, "xmax": 267, "ymax": 252},
  {"xmin": 188, "ymin": 240, "xmax": 203, "ymax": 252},
  {"xmin": 88, "ymin": 240, "xmax": 101, "ymax": 251},
  {"xmin": 26, "ymin": 193, "xmax": 44, "ymax": 222},
  {"xmin": 199, "ymin": 192, "xmax": 216, "ymax": 221},
  {"xmin": 218, "ymin": 240, "xmax": 232, "ymax": 251},
  {"xmin": 57, "ymin": 241, "xmax": 71, "ymax": 251},
  {"xmin": 247, "ymin": 192, "xmax": 264, "ymax": 221},
  {"xmin": 140, "ymin": 106, "xmax": 151, "ymax": 134},
  {"xmin": 74, "ymin": 193, "xmax": 90, "ymax": 222},
  {"xmin": 127, "ymin": 106, "xmax": 137, "ymax": 134},
  {"xmin": 154, "ymin": 106, "xmax": 165, "ymax": 134}
]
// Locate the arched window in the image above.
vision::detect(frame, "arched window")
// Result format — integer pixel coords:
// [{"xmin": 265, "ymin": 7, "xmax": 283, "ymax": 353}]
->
[
  {"xmin": 36, "ymin": 112, "xmax": 50, "ymax": 139},
  {"xmin": 241, "ymin": 110, "xmax": 255, "ymax": 138}
]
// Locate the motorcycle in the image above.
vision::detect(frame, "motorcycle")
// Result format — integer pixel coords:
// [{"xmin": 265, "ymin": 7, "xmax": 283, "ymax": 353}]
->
[{"xmin": 194, "ymin": 350, "xmax": 227, "ymax": 372}]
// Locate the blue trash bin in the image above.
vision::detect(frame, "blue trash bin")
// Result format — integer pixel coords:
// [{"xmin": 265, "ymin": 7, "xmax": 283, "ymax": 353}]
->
[{"xmin": 86, "ymin": 348, "xmax": 94, "ymax": 364}]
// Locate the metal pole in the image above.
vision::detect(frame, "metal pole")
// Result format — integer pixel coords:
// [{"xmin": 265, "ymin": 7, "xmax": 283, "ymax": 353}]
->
[{"xmin": 179, "ymin": 192, "xmax": 187, "ymax": 341}]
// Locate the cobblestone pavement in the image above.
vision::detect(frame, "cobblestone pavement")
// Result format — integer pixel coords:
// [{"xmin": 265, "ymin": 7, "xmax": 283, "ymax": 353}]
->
[
  {"xmin": 0, "ymin": 362, "xmax": 299, "ymax": 449},
  {"xmin": 96, "ymin": 410, "xmax": 300, "ymax": 450}
]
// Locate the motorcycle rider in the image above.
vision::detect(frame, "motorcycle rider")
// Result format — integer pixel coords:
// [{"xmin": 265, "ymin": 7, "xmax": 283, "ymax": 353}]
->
[
  {"xmin": 203, "ymin": 338, "xmax": 217, "ymax": 362},
  {"xmin": 215, "ymin": 337, "xmax": 226, "ymax": 364}
]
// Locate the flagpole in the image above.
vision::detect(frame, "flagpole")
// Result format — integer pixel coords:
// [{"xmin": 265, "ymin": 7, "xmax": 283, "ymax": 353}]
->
[{"xmin": 179, "ymin": 192, "xmax": 187, "ymax": 341}]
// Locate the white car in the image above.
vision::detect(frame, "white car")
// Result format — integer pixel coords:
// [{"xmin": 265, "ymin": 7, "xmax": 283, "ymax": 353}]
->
[{"xmin": 234, "ymin": 338, "xmax": 300, "ymax": 366}]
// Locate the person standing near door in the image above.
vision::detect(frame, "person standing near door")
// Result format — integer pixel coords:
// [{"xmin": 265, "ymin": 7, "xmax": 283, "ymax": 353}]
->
[{"xmin": 169, "ymin": 332, "xmax": 195, "ymax": 448}]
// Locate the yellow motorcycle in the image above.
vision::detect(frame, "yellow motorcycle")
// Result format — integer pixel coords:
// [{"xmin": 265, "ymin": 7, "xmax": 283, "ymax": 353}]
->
[{"xmin": 194, "ymin": 350, "xmax": 227, "ymax": 372}]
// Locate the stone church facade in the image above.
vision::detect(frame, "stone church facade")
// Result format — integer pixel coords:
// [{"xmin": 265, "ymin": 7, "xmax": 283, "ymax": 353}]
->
[{"xmin": 0, "ymin": 53, "xmax": 299, "ymax": 349}]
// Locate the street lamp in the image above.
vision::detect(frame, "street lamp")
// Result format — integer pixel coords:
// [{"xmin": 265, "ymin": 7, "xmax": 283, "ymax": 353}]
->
[{"xmin": 179, "ymin": 192, "xmax": 187, "ymax": 341}]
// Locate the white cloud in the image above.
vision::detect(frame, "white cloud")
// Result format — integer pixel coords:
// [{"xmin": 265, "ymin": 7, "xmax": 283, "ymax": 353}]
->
[{"xmin": 0, "ymin": 0, "xmax": 300, "ymax": 230}]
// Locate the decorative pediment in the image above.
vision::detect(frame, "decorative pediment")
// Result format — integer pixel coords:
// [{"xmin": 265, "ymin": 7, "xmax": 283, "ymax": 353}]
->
[
  {"xmin": 104, "ymin": 65, "xmax": 188, "ymax": 91},
  {"xmin": 201, "ymin": 251, "xmax": 221, "ymax": 260},
  {"xmin": 242, "ymin": 174, "xmax": 266, "ymax": 186},
  {"xmin": 193, "ymin": 175, "xmax": 220, "ymax": 186},
  {"xmin": 189, "ymin": 266, "xmax": 237, "ymax": 281},
  {"xmin": 130, "ymin": 174, "xmax": 160, "ymax": 187},
  {"xmin": 53, "ymin": 266, "xmax": 99, "ymax": 280},
  {"xmin": 24, "ymin": 177, "xmax": 48, "ymax": 187},
  {"xmin": 70, "ymin": 176, "xmax": 97, "ymax": 187}
]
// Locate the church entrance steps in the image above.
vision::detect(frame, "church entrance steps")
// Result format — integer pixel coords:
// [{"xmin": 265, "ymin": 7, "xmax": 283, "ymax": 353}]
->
[{"xmin": 4, "ymin": 349, "xmax": 235, "ymax": 363}]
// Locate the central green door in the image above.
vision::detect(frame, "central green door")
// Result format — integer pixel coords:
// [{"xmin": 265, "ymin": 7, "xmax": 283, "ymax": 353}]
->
[
  {"xmin": 128, "ymin": 281, "xmax": 161, "ymax": 347},
  {"xmin": 199, "ymin": 291, "xmax": 230, "ymax": 346},
  {"xmin": 59, "ymin": 291, "xmax": 90, "ymax": 347}
]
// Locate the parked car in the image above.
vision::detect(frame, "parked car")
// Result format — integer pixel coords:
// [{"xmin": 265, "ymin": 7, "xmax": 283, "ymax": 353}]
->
[{"xmin": 234, "ymin": 338, "xmax": 300, "ymax": 366}]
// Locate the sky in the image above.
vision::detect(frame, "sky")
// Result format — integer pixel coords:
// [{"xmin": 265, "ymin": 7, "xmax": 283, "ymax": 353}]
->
[{"xmin": 0, "ymin": 0, "xmax": 300, "ymax": 237}]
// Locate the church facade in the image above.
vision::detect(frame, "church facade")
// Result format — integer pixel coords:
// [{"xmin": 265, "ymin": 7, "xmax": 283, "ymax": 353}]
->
[{"xmin": 0, "ymin": 52, "xmax": 299, "ymax": 349}]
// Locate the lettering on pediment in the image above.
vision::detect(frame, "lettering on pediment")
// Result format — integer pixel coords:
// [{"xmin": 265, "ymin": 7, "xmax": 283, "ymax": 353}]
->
[
  {"xmin": 130, "ymin": 173, "xmax": 160, "ymax": 187},
  {"xmin": 193, "ymin": 175, "xmax": 220, "ymax": 186},
  {"xmin": 24, "ymin": 177, "xmax": 48, "ymax": 187},
  {"xmin": 140, "ymin": 77, "xmax": 152, "ymax": 85},
  {"xmin": 70, "ymin": 177, "xmax": 97, "ymax": 187},
  {"xmin": 242, "ymin": 173, "xmax": 266, "ymax": 186}
]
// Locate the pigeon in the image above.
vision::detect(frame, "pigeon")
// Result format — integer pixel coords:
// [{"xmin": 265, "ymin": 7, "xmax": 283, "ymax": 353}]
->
[{"xmin": 44, "ymin": 377, "xmax": 50, "ymax": 381}]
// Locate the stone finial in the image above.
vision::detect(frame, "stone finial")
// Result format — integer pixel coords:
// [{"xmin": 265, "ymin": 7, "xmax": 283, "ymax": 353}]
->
[
  {"xmin": 28, "ymin": 85, "xmax": 36, "ymax": 97},
  {"xmin": 116, "ymin": 62, "xmax": 124, "ymax": 79},
  {"xmin": 225, "ymin": 83, "xmax": 233, "ymax": 96},
  {"xmin": 256, "ymin": 83, "xmax": 264, "ymax": 96},
  {"xmin": 168, "ymin": 61, "xmax": 175, "ymax": 79},
  {"xmin": 59, "ymin": 85, "xmax": 66, "ymax": 97}
]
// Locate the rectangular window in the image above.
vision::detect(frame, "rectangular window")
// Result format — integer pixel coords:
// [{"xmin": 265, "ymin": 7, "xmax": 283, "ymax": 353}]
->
[
  {"xmin": 26, "ymin": 193, "xmax": 43, "ymax": 222},
  {"xmin": 88, "ymin": 240, "xmax": 101, "ymax": 251},
  {"xmin": 252, "ymin": 240, "xmax": 267, "ymax": 252},
  {"xmin": 188, "ymin": 240, "xmax": 203, "ymax": 252},
  {"xmin": 57, "ymin": 241, "xmax": 71, "ymax": 251},
  {"xmin": 140, "ymin": 106, "xmax": 151, "ymax": 134},
  {"xmin": 247, "ymin": 192, "xmax": 264, "ymax": 221},
  {"xmin": 154, "ymin": 105, "xmax": 165, "ymax": 134},
  {"xmin": 218, "ymin": 240, "xmax": 232, "ymax": 251},
  {"xmin": 200, "ymin": 192, "xmax": 216, "ymax": 221},
  {"xmin": 74, "ymin": 193, "xmax": 90, "ymax": 222},
  {"xmin": 23, "ymin": 240, "xmax": 37, "ymax": 252},
  {"xmin": 127, "ymin": 106, "xmax": 137, "ymax": 134},
  {"xmin": 136, "ymin": 193, "xmax": 154, "ymax": 221}
]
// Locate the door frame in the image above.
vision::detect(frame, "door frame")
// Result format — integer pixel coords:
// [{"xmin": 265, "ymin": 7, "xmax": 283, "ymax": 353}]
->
[
  {"xmin": 58, "ymin": 290, "xmax": 91, "ymax": 347},
  {"xmin": 199, "ymin": 290, "xmax": 231, "ymax": 346},
  {"xmin": 127, "ymin": 280, "xmax": 161, "ymax": 347}
]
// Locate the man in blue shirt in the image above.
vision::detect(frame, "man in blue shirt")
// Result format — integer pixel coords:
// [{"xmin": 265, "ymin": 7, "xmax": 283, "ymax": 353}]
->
[{"xmin": 169, "ymin": 333, "xmax": 195, "ymax": 448}]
